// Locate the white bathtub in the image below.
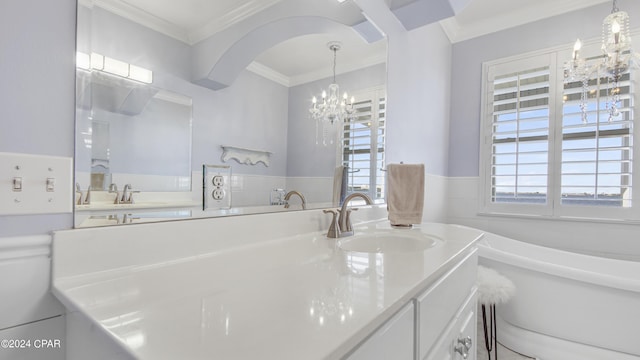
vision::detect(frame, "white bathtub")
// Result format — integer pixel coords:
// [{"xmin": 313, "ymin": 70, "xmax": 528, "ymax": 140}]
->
[{"xmin": 477, "ymin": 232, "xmax": 640, "ymax": 360}]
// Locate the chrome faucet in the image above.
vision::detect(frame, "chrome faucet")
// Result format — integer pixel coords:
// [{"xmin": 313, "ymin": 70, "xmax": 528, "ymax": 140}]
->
[
  {"xmin": 324, "ymin": 192, "xmax": 373, "ymax": 238},
  {"xmin": 284, "ymin": 190, "xmax": 307, "ymax": 209}
]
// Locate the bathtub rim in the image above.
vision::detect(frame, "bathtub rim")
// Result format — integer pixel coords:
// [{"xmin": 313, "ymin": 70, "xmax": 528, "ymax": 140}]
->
[{"xmin": 477, "ymin": 234, "xmax": 640, "ymax": 293}]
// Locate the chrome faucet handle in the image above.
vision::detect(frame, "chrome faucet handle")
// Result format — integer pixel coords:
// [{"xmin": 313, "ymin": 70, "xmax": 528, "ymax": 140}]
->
[
  {"xmin": 345, "ymin": 208, "xmax": 359, "ymax": 232},
  {"xmin": 75, "ymin": 184, "xmax": 84, "ymax": 205},
  {"xmin": 127, "ymin": 190, "xmax": 140, "ymax": 204},
  {"xmin": 323, "ymin": 209, "xmax": 340, "ymax": 238},
  {"xmin": 108, "ymin": 183, "xmax": 121, "ymax": 204},
  {"xmin": 121, "ymin": 184, "xmax": 133, "ymax": 203}
]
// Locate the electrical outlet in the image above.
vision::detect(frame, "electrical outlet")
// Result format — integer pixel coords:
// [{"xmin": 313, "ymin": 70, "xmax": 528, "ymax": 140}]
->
[
  {"xmin": 203, "ymin": 164, "xmax": 231, "ymax": 210},
  {"xmin": 212, "ymin": 188, "xmax": 225, "ymax": 200},
  {"xmin": 212, "ymin": 175, "xmax": 224, "ymax": 187}
]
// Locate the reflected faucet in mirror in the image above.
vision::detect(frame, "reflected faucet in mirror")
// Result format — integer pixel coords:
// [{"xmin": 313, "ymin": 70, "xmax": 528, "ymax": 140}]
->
[
  {"xmin": 120, "ymin": 184, "xmax": 138, "ymax": 204},
  {"xmin": 324, "ymin": 193, "xmax": 373, "ymax": 238},
  {"xmin": 76, "ymin": 183, "xmax": 90, "ymax": 205},
  {"xmin": 108, "ymin": 183, "xmax": 119, "ymax": 204},
  {"xmin": 284, "ymin": 190, "xmax": 307, "ymax": 210}
]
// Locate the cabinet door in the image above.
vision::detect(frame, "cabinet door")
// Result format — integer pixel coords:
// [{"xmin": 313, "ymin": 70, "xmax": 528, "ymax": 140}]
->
[
  {"xmin": 417, "ymin": 251, "xmax": 477, "ymax": 359},
  {"xmin": 346, "ymin": 302, "xmax": 414, "ymax": 360},
  {"xmin": 424, "ymin": 290, "xmax": 477, "ymax": 360}
]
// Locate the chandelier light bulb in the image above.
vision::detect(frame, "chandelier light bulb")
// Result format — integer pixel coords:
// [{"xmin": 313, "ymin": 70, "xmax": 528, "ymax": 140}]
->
[
  {"xmin": 612, "ymin": 20, "xmax": 621, "ymax": 44},
  {"xmin": 573, "ymin": 39, "xmax": 582, "ymax": 51},
  {"xmin": 573, "ymin": 39, "xmax": 582, "ymax": 60},
  {"xmin": 611, "ymin": 19, "xmax": 620, "ymax": 33}
]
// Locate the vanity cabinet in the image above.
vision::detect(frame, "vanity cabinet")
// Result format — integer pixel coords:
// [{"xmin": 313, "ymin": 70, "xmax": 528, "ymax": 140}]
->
[
  {"xmin": 346, "ymin": 249, "xmax": 477, "ymax": 360},
  {"xmin": 346, "ymin": 302, "xmax": 415, "ymax": 360},
  {"xmin": 53, "ymin": 217, "xmax": 483, "ymax": 360}
]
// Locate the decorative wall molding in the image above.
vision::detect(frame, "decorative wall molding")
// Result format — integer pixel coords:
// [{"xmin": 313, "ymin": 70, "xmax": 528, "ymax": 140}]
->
[
  {"xmin": 0, "ymin": 235, "xmax": 51, "ymax": 261},
  {"xmin": 221, "ymin": 145, "xmax": 272, "ymax": 166}
]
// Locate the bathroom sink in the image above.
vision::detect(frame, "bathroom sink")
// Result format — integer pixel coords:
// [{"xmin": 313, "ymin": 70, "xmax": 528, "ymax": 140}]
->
[{"xmin": 338, "ymin": 232, "xmax": 439, "ymax": 253}]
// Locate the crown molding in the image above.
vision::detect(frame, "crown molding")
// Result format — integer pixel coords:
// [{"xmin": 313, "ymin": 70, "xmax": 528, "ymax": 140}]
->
[
  {"xmin": 440, "ymin": 0, "xmax": 610, "ymax": 43},
  {"xmin": 246, "ymin": 62, "xmax": 290, "ymax": 87},
  {"xmin": 86, "ymin": 0, "xmax": 190, "ymax": 43},
  {"xmin": 83, "ymin": 0, "xmax": 283, "ymax": 45},
  {"xmin": 188, "ymin": 0, "xmax": 284, "ymax": 45}
]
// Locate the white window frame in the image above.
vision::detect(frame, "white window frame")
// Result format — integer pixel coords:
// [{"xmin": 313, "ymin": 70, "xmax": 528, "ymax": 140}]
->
[{"xmin": 479, "ymin": 38, "xmax": 640, "ymax": 221}]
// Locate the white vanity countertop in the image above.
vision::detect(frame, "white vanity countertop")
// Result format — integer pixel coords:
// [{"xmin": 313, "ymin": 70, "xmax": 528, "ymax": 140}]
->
[{"xmin": 53, "ymin": 221, "xmax": 482, "ymax": 360}]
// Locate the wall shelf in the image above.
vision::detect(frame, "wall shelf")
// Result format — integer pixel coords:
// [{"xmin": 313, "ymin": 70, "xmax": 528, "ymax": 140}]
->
[{"xmin": 220, "ymin": 145, "xmax": 272, "ymax": 167}]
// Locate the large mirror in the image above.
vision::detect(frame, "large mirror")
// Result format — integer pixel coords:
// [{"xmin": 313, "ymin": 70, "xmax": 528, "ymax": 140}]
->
[{"xmin": 74, "ymin": 0, "xmax": 387, "ymax": 227}]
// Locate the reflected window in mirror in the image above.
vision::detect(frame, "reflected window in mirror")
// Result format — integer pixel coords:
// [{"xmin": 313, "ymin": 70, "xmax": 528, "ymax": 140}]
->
[{"xmin": 341, "ymin": 87, "xmax": 386, "ymax": 202}]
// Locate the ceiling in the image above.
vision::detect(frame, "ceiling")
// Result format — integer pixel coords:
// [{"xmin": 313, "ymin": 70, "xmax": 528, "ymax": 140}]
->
[{"xmin": 96, "ymin": 0, "xmax": 613, "ymax": 86}]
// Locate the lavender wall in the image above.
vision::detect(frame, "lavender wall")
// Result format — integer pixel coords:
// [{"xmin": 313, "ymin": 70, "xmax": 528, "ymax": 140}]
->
[
  {"xmin": 286, "ymin": 62, "xmax": 387, "ymax": 177},
  {"xmin": 0, "ymin": 0, "xmax": 76, "ymax": 236},
  {"xmin": 447, "ymin": 0, "xmax": 640, "ymax": 177},
  {"xmin": 80, "ymin": 6, "xmax": 290, "ymax": 178},
  {"xmin": 386, "ymin": 21, "xmax": 452, "ymax": 177}
]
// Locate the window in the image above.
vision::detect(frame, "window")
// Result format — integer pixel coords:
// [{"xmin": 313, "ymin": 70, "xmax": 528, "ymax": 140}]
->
[
  {"xmin": 341, "ymin": 87, "xmax": 386, "ymax": 201},
  {"xmin": 481, "ymin": 48, "xmax": 637, "ymax": 220}
]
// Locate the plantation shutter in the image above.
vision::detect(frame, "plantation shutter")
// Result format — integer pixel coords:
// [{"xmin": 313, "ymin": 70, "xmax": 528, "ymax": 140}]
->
[
  {"xmin": 489, "ymin": 66, "xmax": 551, "ymax": 204},
  {"xmin": 561, "ymin": 64, "xmax": 633, "ymax": 207}
]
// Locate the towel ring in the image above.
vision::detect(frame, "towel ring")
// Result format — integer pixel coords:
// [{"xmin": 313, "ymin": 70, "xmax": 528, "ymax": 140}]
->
[{"xmin": 380, "ymin": 161, "xmax": 404, "ymax": 171}]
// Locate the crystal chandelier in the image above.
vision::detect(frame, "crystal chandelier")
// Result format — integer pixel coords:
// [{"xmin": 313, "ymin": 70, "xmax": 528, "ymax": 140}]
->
[
  {"xmin": 310, "ymin": 42, "xmax": 355, "ymax": 145},
  {"xmin": 564, "ymin": 0, "xmax": 638, "ymax": 122}
]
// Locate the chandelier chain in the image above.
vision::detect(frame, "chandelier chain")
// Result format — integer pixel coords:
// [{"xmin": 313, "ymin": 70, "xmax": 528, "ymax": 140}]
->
[
  {"xmin": 611, "ymin": 0, "xmax": 618, "ymax": 13},
  {"xmin": 332, "ymin": 47, "xmax": 337, "ymax": 83}
]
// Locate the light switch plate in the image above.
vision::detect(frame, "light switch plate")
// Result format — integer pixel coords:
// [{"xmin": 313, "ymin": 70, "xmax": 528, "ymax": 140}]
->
[
  {"xmin": 0, "ymin": 152, "xmax": 73, "ymax": 215},
  {"xmin": 203, "ymin": 164, "xmax": 231, "ymax": 210}
]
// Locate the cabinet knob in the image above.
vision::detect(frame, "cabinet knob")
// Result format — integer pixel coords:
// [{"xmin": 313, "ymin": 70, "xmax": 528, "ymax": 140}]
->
[
  {"xmin": 454, "ymin": 336, "xmax": 472, "ymax": 359},
  {"xmin": 454, "ymin": 345, "xmax": 468, "ymax": 359},
  {"xmin": 458, "ymin": 336, "xmax": 472, "ymax": 350}
]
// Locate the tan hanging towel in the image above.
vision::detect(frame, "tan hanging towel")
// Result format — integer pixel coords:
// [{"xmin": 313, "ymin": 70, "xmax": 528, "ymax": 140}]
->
[{"xmin": 387, "ymin": 163, "xmax": 425, "ymax": 226}]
